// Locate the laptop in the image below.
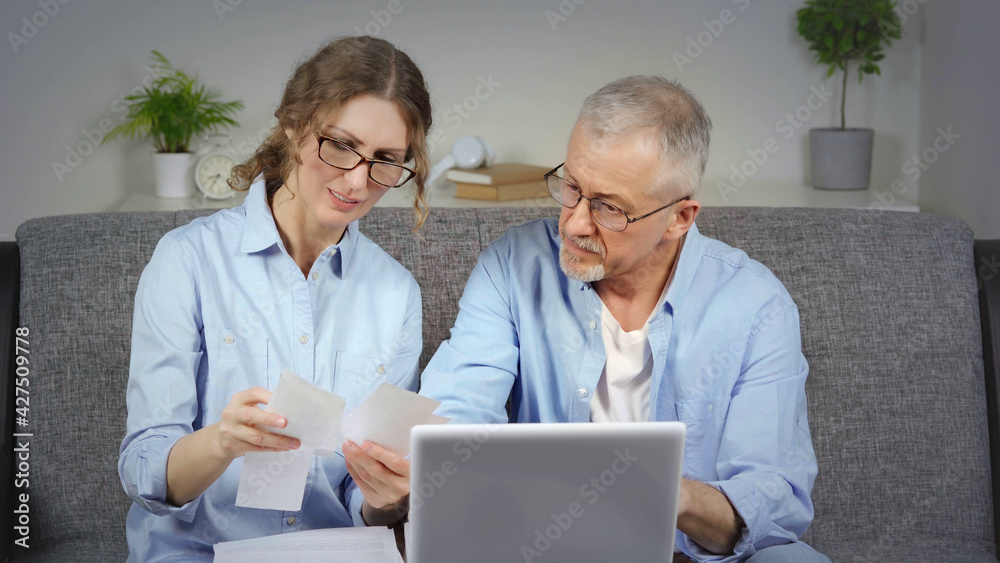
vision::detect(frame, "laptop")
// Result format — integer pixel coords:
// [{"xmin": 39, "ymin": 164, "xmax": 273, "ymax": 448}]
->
[{"xmin": 408, "ymin": 422, "xmax": 685, "ymax": 563}]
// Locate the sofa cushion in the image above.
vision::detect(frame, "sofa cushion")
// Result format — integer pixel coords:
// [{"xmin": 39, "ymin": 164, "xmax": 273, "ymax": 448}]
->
[
  {"xmin": 695, "ymin": 207, "xmax": 994, "ymax": 559},
  {"xmin": 12, "ymin": 206, "xmax": 995, "ymax": 561},
  {"xmin": 16, "ymin": 212, "xmax": 182, "ymax": 561}
]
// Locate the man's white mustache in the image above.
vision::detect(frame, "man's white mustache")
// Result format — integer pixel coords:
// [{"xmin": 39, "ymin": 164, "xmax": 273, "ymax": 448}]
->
[{"xmin": 561, "ymin": 228, "xmax": 605, "ymax": 256}]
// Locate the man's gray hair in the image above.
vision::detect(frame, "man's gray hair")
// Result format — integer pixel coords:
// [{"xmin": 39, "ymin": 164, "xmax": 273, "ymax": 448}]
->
[{"xmin": 578, "ymin": 76, "xmax": 712, "ymax": 197}]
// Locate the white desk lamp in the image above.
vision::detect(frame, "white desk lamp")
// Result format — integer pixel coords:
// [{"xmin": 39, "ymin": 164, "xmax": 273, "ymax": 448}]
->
[{"xmin": 426, "ymin": 136, "xmax": 496, "ymax": 188}]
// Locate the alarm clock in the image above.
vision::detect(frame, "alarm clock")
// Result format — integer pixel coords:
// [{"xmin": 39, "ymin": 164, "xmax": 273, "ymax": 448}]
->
[{"xmin": 195, "ymin": 136, "xmax": 239, "ymax": 199}]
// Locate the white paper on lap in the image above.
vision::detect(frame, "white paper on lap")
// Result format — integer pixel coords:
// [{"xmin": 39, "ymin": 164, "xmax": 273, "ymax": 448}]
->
[{"xmin": 214, "ymin": 525, "xmax": 403, "ymax": 562}]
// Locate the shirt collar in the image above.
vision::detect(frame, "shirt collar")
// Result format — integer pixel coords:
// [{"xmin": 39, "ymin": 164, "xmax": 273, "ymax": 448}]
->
[
  {"xmin": 663, "ymin": 221, "xmax": 703, "ymax": 311},
  {"xmin": 574, "ymin": 222, "xmax": 704, "ymax": 313},
  {"xmin": 239, "ymin": 177, "xmax": 282, "ymax": 253},
  {"xmin": 330, "ymin": 221, "xmax": 358, "ymax": 279},
  {"xmin": 238, "ymin": 177, "xmax": 359, "ymax": 279}
]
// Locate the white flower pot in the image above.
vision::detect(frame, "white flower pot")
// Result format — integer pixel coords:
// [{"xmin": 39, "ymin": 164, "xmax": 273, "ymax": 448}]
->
[
  {"xmin": 153, "ymin": 152, "xmax": 196, "ymax": 198},
  {"xmin": 809, "ymin": 128, "xmax": 874, "ymax": 190}
]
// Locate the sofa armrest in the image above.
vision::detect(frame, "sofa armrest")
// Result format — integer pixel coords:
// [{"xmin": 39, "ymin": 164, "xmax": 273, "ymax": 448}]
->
[
  {"xmin": 975, "ymin": 239, "xmax": 1000, "ymax": 550},
  {"xmin": 0, "ymin": 241, "xmax": 19, "ymax": 559}
]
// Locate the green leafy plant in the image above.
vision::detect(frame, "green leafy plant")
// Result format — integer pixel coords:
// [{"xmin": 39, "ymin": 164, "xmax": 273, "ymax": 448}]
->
[
  {"xmin": 103, "ymin": 51, "xmax": 243, "ymax": 153},
  {"xmin": 796, "ymin": 0, "xmax": 902, "ymax": 129}
]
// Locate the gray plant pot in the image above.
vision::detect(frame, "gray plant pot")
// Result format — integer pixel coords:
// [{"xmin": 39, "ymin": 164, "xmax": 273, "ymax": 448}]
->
[{"xmin": 809, "ymin": 128, "xmax": 874, "ymax": 190}]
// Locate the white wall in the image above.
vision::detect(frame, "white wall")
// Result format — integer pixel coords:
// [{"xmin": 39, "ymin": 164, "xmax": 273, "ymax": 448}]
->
[
  {"xmin": 0, "ymin": 0, "xmax": 926, "ymax": 240},
  {"xmin": 918, "ymin": 0, "xmax": 1000, "ymax": 239}
]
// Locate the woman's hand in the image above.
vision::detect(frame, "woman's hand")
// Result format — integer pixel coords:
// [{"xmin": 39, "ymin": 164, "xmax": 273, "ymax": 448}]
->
[
  {"xmin": 214, "ymin": 386, "xmax": 300, "ymax": 460},
  {"xmin": 343, "ymin": 440, "xmax": 410, "ymax": 525},
  {"xmin": 166, "ymin": 386, "xmax": 298, "ymax": 506}
]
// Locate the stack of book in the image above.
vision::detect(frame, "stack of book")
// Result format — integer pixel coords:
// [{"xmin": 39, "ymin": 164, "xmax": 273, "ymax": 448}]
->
[{"xmin": 448, "ymin": 162, "xmax": 551, "ymax": 201}]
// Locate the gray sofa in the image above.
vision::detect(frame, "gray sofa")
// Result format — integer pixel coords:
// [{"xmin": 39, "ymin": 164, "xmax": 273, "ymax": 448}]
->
[{"xmin": 0, "ymin": 205, "xmax": 998, "ymax": 562}]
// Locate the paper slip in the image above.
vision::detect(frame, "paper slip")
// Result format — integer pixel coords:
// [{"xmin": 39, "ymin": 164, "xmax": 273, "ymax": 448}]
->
[
  {"xmin": 261, "ymin": 370, "xmax": 346, "ymax": 448},
  {"xmin": 234, "ymin": 373, "xmax": 448, "ymax": 511},
  {"xmin": 316, "ymin": 382, "xmax": 449, "ymax": 457},
  {"xmin": 214, "ymin": 526, "xmax": 403, "ymax": 563},
  {"xmin": 236, "ymin": 448, "xmax": 313, "ymax": 512},
  {"xmin": 236, "ymin": 371, "xmax": 346, "ymax": 511}
]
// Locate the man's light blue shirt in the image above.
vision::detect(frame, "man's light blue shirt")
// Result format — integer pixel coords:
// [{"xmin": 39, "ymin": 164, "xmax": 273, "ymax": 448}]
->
[
  {"xmin": 420, "ymin": 218, "xmax": 817, "ymax": 562},
  {"xmin": 118, "ymin": 180, "xmax": 421, "ymax": 561}
]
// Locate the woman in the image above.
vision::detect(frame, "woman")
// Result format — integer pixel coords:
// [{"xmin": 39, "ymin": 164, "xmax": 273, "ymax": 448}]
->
[{"xmin": 118, "ymin": 36, "xmax": 431, "ymax": 560}]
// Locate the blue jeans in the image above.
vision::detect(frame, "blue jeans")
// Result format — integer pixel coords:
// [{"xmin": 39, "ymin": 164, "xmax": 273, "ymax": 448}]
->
[{"xmin": 746, "ymin": 541, "xmax": 831, "ymax": 563}]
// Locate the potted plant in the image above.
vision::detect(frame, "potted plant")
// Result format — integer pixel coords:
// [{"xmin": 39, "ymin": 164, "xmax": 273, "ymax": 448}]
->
[
  {"xmin": 796, "ymin": 0, "xmax": 901, "ymax": 189},
  {"xmin": 103, "ymin": 51, "xmax": 243, "ymax": 198}
]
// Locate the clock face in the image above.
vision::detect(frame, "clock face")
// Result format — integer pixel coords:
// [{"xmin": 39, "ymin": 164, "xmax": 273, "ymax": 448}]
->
[{"xmin": 196, "ymin": 153, "xmax": 237, "ymax": 198}]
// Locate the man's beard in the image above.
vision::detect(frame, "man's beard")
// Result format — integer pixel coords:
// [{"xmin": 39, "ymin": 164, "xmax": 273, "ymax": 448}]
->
[{"xmin": 559, "ymin": 227, "xmax": 606, "ymax": 282}]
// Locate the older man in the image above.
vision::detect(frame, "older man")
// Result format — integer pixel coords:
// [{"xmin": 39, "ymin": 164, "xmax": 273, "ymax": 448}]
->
[{"xmin": 419, "ymin": 76, "xmax": 828, "ymax": 562}]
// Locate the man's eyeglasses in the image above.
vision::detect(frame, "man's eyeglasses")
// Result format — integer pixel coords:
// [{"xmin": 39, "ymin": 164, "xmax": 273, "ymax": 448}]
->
[
  {"xmin": 544, "ymin": 163, "xmax": 690, "ymax": 232},
  {"xmin": 315, "ymin": 132, "xmax": 415, "ymax": 188}
]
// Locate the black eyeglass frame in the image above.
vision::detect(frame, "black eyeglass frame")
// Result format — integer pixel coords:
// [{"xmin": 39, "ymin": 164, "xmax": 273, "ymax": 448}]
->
[
  {"xmin": 544, "ymin": 163, "xmax": 691, "ymax": 232},
  {"xmin": 314, "ymin": 131, "xmax": 416, "ymax": 188}
]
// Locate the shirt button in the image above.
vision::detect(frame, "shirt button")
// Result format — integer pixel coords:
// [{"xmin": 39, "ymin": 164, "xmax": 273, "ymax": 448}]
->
[
  {"xmin": 708, "ymin": 403, "xmax": 714, "ymax": 414},
  {"xmin": 589, "ymin": 320, "xmax": 597, "ymax": 330},
  {"xmin": 376, "ymin": 364, "xmax": 386, "ymax": 375},
  {"xmin": 224, "ymin": 335, "xmax": 234, "ymax": 344},
  {"xmin": 330, "ymin": 249, "xmax": 338, "ymax": 256},
  {"xmin": 299, "ymin": 335, "xmax": 308, "ymax": 344},
  {"xmin": 311, "ymin": 272, "xmax": 319, "ymax": 280},
  {"xmin": 287, "ymin": 516, "xmax": 296, "ymax": 525},
  {"xmin": 578, "ymin": 388, "xmax": 588, "ymax": 398}
]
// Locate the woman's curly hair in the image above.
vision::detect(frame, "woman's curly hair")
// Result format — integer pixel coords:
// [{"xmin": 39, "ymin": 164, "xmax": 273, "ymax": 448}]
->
[{"xmin": 229, "ymin": 35, "xmax": 432, "ymax": 229}]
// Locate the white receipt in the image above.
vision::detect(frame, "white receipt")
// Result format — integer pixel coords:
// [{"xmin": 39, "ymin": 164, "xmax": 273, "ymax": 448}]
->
[
  {"xmin": 236, "ymin": 448, "xmax": 314, "ymax": 512},
  {"xmin": 235, "ymin": 371, "xmax": 346, "ymax": 511},
  {"xmin": 233, "ymin": 372, "xmax": 448, "ymax": 511},
  {"xmin": 262, "ymin": 370, "xmax": 346, "ymax": 448},
  {"xmin": 317, "ymin": 382, "xmax": 449, "ymax": 457}
]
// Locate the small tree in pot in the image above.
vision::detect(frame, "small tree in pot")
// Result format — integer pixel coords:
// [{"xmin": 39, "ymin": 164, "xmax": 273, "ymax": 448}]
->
[
  {"xmin": 796, "ymin": 0, "xmax": 901, "ymax": 189},
  {"xmin": 103, "ymin": 51, "xmax": 243, "ymax": 198}
]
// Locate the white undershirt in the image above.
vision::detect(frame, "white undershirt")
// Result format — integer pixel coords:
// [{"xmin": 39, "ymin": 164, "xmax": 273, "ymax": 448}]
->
[{"xmin": 590, "ymin": 236, "xmax": 684, "ymax": 423}]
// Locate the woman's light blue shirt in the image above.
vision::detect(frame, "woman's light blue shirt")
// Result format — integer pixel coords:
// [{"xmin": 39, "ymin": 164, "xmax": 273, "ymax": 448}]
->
[{"xmin": 118, "ymin": 180, "xmax": 421, "ymax": 561}]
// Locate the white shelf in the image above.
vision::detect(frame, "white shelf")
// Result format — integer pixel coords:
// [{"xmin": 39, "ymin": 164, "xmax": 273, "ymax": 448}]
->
[
  {"xmin": 115, "ymin": 182, "xmax": 918, "ymax": 213},
  {"xmin": 117, "ymin": 192, "xmax": 248, "ymax": 212},
  {"xmin": 694, "ymin": 181, "xmax": 919, "ymax": 212},
  {"xmin": 376, "ymin": 184, "xmax": 560, "ymax": 209},
  {"xmin": 114, "ymin": 185, "xmax": 559, "ymax": 213}
]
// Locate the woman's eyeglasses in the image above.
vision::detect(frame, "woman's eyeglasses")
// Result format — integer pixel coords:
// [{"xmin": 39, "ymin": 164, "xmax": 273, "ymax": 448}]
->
[{"xmin": 315, "ymin": 132, "xmax": 415, "ymax": 188}]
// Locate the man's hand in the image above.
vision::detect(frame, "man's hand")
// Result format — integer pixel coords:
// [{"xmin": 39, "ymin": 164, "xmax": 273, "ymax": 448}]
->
[
  {"xmin": 676, "ymin": 478, "xmax": 744, "ymax": 555},
  {"xmin": 344, "ymin": 440, "xmax": 410, "ymax": 526}
]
